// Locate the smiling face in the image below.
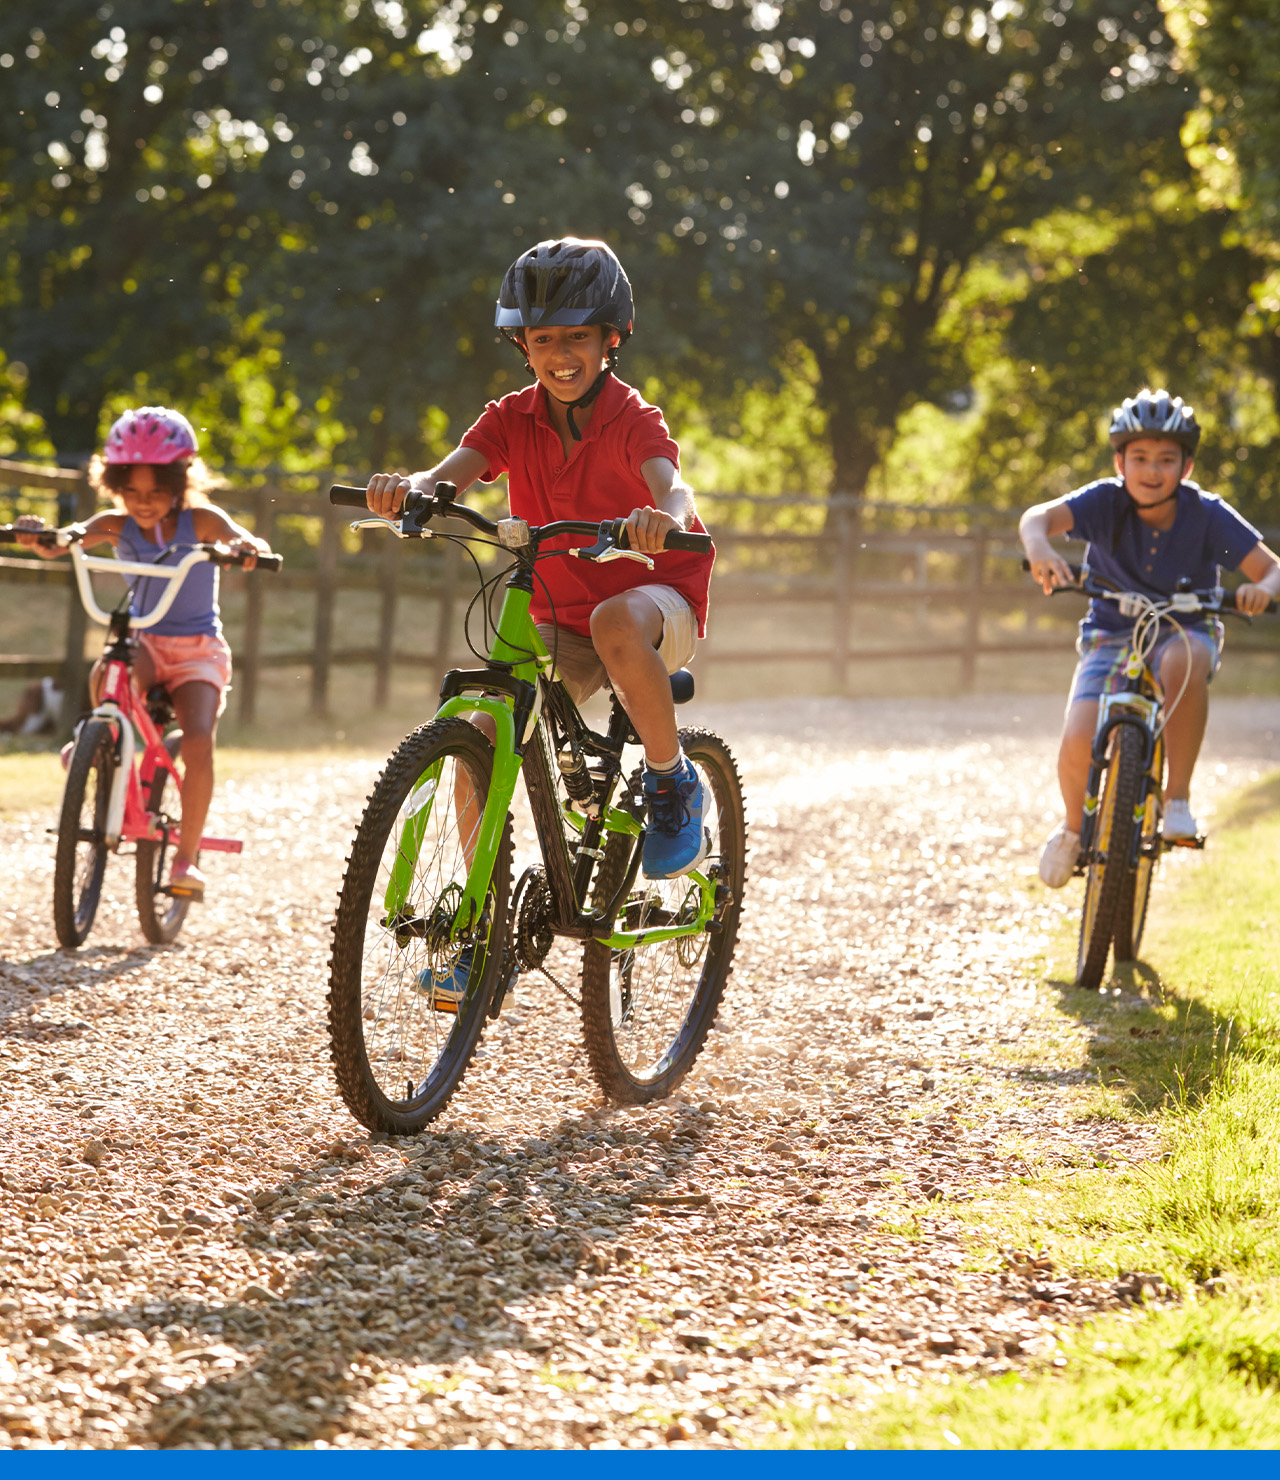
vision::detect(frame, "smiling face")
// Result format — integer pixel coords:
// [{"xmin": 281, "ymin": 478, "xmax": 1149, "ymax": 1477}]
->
[
  {"xmin": 519, "ymin": 322, "xmax": 620, "ymax": 403},
  {"xmin": 114, "ymin": 464, "xmax": 178, "ymax": 531},
  {"xmin": 1115, "ymin": 436, "xmax": 1191, "ymax": 507}
]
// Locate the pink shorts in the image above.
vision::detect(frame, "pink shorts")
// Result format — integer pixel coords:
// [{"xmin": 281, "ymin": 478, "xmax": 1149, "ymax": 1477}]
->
[{"xmin": 137, "ymin": 632, "xmax": 233, "ymax": 714}]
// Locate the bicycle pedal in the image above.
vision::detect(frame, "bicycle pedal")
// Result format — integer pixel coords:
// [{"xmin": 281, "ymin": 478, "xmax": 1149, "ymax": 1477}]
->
[{"xmin": 1162, "ymin": 833, "xmax": 1206, "ymax": 851}]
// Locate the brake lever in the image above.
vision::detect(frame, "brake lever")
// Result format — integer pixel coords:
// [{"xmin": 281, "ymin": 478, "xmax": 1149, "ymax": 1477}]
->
[{"xmin": 571, "ymin": 520, "xmax": 655, "ymax": 570}]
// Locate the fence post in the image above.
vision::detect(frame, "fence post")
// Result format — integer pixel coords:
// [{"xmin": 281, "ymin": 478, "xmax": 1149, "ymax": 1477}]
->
[
  {"xmin": 238, "ymin": 486, "xmax": 276, "ymax": 727},
  {"xmin": 374, "ymin": 532, "xmax": 400, "ymax": 708},
  {"xmin": 960, "ymin": 530, "xmax": 988, "ymax": 693},
  {"xmin": 311, "ymin": 502, "xmax": 341, "ymax": 717},
  {"xmin": 58, "ymin": 473, "xmax": 96, "ymax": 737},
  {"xmin": 831, "ymin": 496, "xmax": 856, "ymax": 694}
]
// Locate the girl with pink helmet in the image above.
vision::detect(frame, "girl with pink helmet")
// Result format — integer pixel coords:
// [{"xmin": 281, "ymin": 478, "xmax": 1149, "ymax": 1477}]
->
[{"xmin": 15, "ymin": 406, "xmax": 269, "ymax": 901}]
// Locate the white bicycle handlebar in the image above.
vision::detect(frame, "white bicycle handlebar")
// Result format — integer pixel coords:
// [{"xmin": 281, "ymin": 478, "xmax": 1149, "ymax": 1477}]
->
[{"xmin": 69, "ymin": 544, "xmax": 216, "ymax": 630}]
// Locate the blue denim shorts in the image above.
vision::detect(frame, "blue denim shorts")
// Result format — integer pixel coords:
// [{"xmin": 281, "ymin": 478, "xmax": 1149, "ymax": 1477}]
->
[{"xmin": 1067, "ymin": 622, "xmax": 1223, "ymax": 706}]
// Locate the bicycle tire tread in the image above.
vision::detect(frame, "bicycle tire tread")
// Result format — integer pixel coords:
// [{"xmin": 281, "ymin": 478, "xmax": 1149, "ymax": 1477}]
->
[
  {"xmin": 327, "ymin": 718, "xmax": 512, "ymax": 1134},
  {"xmin": 52, "ymin": 719, "xmax": 114, "ymax": 951},
  {"xmin": 579, "ymin": 728, "xmax": 747, "ymax": 1104},
  {"xmin": 1077, "ymin": 725, "xmax": 1144, "ymax": 989}
]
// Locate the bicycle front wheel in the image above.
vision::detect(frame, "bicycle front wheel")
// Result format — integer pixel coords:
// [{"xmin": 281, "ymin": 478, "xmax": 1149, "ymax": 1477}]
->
[
  {"xmin": 580, "ymin": 728, "xmax": 747, "ymax": 1104},
  {"xmin": 136, "ymin": 732, "xmax": 189, "ymax": 945},
  {"xmin": 327, "ymin": 718, "xmax": 513, "ymax": 1134},
  {"xmin": 1113, "ymin": 736, "xmax": 1161, "ymax": 963},
  {"xmin": 1076, "ymin": 723, "xmax": 1144, "ymax": 989},
  {"xmin": 53, "ymin": 719, "xmax": 115, "ymax": 950}
]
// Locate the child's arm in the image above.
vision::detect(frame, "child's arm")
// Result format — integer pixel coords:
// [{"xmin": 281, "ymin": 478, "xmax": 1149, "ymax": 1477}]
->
[
  {"xmin": 1234, "ymin": 542, "xmax": 1280, "ymax": 615},
  {"xmin": 364, "ymin": 447, "xmax": 490, "ymax": 521},
  {"xmin": 12, "ymin": 511, "xmax": 123, "ymax": 557},
  {"xmin": 1019, "ymin": 497, "xmax": 1076, "ymax": 593},
  {"xmin": 192, "ymin": 505, "xmax": 271, "ymax": 569},
  {"xmin": 627, "ymin": 457, "xmax": 697, "ymax": 555}
]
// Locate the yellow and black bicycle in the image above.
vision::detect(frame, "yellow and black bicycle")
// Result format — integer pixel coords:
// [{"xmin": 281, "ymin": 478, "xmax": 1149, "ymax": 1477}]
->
[{"xmin": 1031, "ymin": 561, "xmax": 1273, "ymax": 989}]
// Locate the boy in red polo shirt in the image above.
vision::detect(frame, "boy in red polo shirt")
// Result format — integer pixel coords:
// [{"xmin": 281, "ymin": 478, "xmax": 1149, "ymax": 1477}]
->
[{"xmin": 365, "ymin": 237, "xmax": 715, "ymax": 880}]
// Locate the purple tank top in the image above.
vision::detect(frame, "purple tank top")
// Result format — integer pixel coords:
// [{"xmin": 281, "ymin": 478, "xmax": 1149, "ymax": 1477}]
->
[{"xmin": 116, "ymin": 508, "xmax": 220, "ymax": 637}]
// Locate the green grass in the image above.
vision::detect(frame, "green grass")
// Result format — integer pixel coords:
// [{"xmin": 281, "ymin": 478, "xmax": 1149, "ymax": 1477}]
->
[{"xmin": 771, "ymin": 768, "xmax": 1280, "ymax": 1449}]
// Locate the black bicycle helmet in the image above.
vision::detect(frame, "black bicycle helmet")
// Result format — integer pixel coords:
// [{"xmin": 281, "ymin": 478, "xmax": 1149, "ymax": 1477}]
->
[
  {"xmin": 495, "ymin": 237, "xmax": 634, "ymax": 341},
  {"xmin": 495, "ymin": 238, "xmax": 635, "ymax": 440},
  {"xmin": 1108, "ymin": 388, "xmax": 1201, "ymax": 455}
]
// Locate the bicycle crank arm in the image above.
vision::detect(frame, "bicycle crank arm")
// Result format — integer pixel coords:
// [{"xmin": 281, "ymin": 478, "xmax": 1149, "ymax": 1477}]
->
[{"xmin": 198, "ymin": 837, "xmax": 243, "ymax": 853}]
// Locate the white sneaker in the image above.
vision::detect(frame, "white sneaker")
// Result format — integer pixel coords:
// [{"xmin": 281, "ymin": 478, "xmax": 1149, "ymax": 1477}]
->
[
  {"xmin": 1039, "ymin": 824, "xmax": 1081, "ymax": 887},
  {"xmin": 1163, "ymin": 799, "xmax": 1199, "ymax": 839}
]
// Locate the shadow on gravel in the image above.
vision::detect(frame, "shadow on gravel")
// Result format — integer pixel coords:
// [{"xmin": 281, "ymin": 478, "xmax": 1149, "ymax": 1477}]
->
[
  {"xmin": 0, "ymin": 945, "xmax": 162, "ymax": 1030},
  {"xmin": 81, "ymin": 1115, "xmax": 715, "ymax": 1448}
]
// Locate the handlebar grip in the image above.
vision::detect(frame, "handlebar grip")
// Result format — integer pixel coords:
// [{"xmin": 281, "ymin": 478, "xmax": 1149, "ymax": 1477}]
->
[
  {"xmin": 255, "ymin": 553, "xmax": 284, "ymax": 573},
  {"xmin": 329, "ymin": 485, "xmax": 371, "ymax": 508},
  {"xmin": 1225, "ymin": 589, "xmax": 1277, "ymax": 614},
  {"xmin": 663, "ymin": 529, "xmax": 713, "ymax": 554},
  {"xmin": 0, "ymin": 528, "xmax": 16, "ymax": 543}
]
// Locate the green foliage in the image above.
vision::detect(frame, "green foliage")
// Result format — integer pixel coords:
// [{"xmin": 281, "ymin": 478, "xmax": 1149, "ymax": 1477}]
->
[{"xmin": 2, "ymin": 0, "xmax": 1277, "ymax": 515}]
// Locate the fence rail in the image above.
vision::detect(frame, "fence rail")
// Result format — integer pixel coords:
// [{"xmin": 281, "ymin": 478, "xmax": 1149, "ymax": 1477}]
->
[{"xmin": 4, "ymin": 457, "xmax": 1276, "ymax": 731}]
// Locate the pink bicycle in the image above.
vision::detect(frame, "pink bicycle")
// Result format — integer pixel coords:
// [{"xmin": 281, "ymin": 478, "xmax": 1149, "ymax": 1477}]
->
[{"xmin": 1, "ymin": 524, "xmax": 280, "ymax": 947}]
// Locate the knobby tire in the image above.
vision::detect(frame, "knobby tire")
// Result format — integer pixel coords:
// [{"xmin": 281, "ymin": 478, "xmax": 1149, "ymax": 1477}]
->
[
  {"xmin": 1113, "ymin": 734, "xmax": 1161, "ymax": 963},
  {"xmin": 53, "ymin": 719, "xmax": 115, "ymax": 950},
  {"xmin": 328, "ymin": 718, "xmax": 512, "ymax": 1134},
  {"xmin": 136, "ymin": 731, "xmax": 189, "ymax": 946},
  {"xmin": 1076, "ymin": 723, "xmax": 1145, "ymax": 989},
  {"xmin": 579, "ymin": 728, "xmax": 747, "ymax": 1104}
]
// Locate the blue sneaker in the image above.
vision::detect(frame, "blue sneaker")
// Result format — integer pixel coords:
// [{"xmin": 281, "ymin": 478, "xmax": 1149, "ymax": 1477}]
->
[
  {"xmin": 641, "ymin": 757, "xmax": 709, "ymax": 880},
  {"xmin": 415, "ymin": 947, "xmax": 473, "ymax": 1014},
  {"xmin": 415, "ymin": 946, "xmax": 518, "ymax": 1014}
]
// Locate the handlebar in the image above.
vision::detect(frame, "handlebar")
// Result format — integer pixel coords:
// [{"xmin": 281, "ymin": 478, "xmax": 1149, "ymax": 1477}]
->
[
  {"xmin": 1021, "ymin": 558, "xmax": 1275, "ymax": 616},
  {"xmin": 328, "ymin": 484, "xmax": 713, "ymax": 559},
  {"xmin": 0, "ymin": 524, "xmax": 281, "ymax": 573}
]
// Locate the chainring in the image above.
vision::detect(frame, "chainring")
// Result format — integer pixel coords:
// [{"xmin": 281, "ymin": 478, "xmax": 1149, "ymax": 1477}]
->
[{"xmin": 511, "ymin": 866, "xmax": 555, "ymax": 971}]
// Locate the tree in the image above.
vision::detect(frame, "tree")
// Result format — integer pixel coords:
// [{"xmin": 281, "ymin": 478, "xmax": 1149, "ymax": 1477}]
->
[{"xmin": 576, "ymin": 0, "xmax": 1196, "ymax": 499}]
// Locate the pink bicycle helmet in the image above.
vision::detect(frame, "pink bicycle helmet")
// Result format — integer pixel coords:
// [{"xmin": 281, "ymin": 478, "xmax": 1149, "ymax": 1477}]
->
[{"xmin": 104, "ymin": 406, "xmax": 199, "ymax": 465}]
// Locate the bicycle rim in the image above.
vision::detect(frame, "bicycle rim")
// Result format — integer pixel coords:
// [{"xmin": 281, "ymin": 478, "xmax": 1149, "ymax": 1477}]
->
[
  {"xmin": 328, "ymin": 719, "xmax": 512, "ymax": 1133},
  {"xmin": 580, "ymin": 728, "xmax": 746, "ymax": 1103},
  {"xmin": 1076, "ymin": 725, "xmax": 1144, "ymax": 989},
  {"xmin": 53, "ymin": 719, "xmax": 114, "ymax": 950},
  {"xmin": 136, "ymin": 733, "xmax": 189, "ymax": 945}
]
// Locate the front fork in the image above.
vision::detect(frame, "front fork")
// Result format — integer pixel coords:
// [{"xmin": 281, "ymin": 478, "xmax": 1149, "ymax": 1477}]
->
[{"xmin": 1079, "ymin": 698, "xmax": 1160, "ymax": 867}]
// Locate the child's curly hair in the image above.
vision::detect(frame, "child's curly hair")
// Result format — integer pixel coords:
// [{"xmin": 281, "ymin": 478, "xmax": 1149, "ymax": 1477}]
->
[{"xmin": 87, "ymin": 455, "xmax": 218, "ymax": 510}]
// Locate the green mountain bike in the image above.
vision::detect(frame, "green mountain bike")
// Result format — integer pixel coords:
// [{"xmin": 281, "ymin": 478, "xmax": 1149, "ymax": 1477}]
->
[{"xmin": 325, "ymin": 482, "xmax": 747, "ymax": 1133}]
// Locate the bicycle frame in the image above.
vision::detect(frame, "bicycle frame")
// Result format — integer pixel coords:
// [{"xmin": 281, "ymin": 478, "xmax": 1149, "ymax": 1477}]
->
[
  {"xmin": 381, "ymin": 552, "xmax": 719, "ymax": 952},
  {"xmin": 69, "ymin": 546, "xmax": 241, "ymax": 860}
]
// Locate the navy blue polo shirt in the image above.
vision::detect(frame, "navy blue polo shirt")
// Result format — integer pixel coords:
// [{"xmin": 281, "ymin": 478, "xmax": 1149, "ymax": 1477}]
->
[{"xmin": 1063, "ymin": 478, "xmax": 1261, "ymax": 634}]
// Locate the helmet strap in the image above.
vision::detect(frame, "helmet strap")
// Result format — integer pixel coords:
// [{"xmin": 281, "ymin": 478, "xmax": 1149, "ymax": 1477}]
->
[{"xmin": 563, "ymin": 367, "xmax": 612, "ymax": 442}]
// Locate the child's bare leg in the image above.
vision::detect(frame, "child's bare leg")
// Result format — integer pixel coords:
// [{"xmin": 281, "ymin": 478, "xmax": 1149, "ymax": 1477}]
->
[
  {"xmin": 1156, "ymin": 640, "xmax": 1212, "ymax": 801},
  {"xmin": 453, "ymin": 711, "xmax": 495, "ymax": 866},
  {"xmin": 589, "ymin": 591, "xmax": 677, "ymax": 762},
  {"xmin": 169, "ymin": 680, "xmax": 220, "ymax": 865},
  {"xmin": 1058, "ymin": 700, "xmax": 1098, "ymax": 833}
]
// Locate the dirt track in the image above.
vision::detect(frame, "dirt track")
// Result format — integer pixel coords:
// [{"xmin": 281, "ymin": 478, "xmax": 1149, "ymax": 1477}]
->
[{"xmin": 1, "ymin": 695, "xmax": 1276, "ymax": 1449}]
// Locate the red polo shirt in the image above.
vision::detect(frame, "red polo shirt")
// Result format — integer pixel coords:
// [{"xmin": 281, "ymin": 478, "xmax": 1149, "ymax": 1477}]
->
[{"xmin": 459, "ymin": 375, "xmax": 714, "ymax": 637}]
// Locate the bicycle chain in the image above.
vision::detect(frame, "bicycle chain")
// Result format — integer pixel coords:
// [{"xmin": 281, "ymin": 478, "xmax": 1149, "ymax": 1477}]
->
[{"xmin": 535, "ymin": 961, "xmax": 581, "ymax": 1010}]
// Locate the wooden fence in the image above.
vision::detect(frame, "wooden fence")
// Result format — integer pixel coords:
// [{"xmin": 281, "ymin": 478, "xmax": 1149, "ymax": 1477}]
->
[{"xmin": 3, "ymin": 457, "xmax": 1274, "ymax": 731}]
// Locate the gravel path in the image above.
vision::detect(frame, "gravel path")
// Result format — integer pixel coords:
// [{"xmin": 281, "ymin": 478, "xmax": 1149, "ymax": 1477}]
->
[{"xmin": 1, "ymin": 695, "xmax": 1276, "ymax": 1449}]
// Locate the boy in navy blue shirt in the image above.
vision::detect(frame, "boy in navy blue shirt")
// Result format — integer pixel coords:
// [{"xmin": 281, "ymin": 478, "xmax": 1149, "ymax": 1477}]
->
[{"xmin": 1020, "ymin": 388, "xmax": 1280, "ymax": 886}]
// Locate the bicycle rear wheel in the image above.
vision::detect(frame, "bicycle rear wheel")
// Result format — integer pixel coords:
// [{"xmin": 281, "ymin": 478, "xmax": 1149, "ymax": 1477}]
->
[
  {"xmin": 136, "ymin": 731, "xmax": 189, "ymax": 945},
  {"xmin": 1113, "ymin": 739, "xmax": 1161, "ymax": 963},
  {"xmin": 53, "ymin": 719, "xmax": 115, "ymax": 950},
  {"xmin": 327, "ymin": 718, "xmax": 512, "ymax": 1134},
  {"xmin": 580, "ymin": 728, "xmax": 747, "ymax": 1104},
  {"xmin": 1076, "ymin": 723, "xmax": 1144, "ymax": 989}
]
